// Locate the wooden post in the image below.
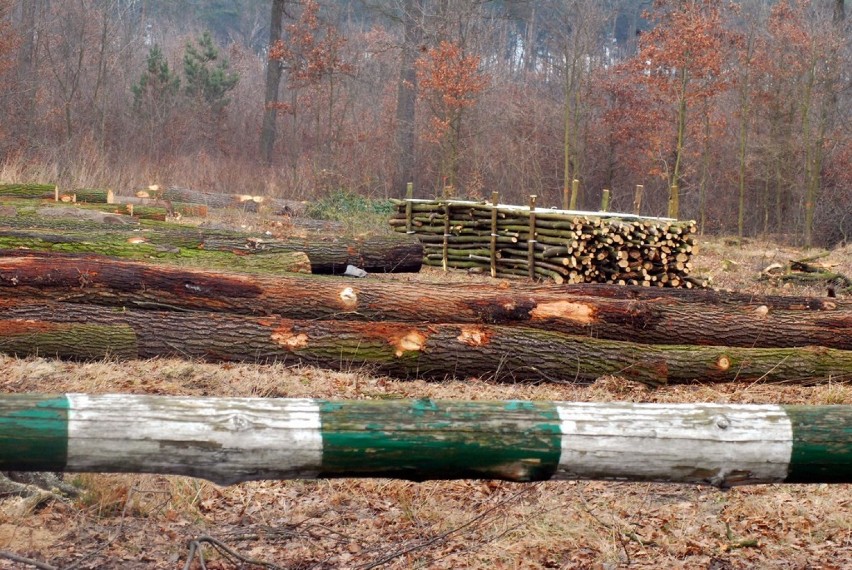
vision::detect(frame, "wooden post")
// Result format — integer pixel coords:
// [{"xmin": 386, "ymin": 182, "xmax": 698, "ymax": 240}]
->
[
  {"xmin": 527, "ymin": 195, "xmax": 537, "ymax": 279},
  {"xmin": 3, "ymin": 394, "xmax": 852, "ymax": 487},
  {"xmin": 106, "ymin": 189, "xmax": 115, "ymax": 205},
  {"xmin": 600, "ymin": 189, "xmax": 611, "ymax": 213},
  {"xmin": 490, "ymin": 191, "xmax": 499, "ymax": 278},
  {"xmin": 569, "ymin": 179, "xmax": 579, "ymax": 210},
  {"xmin": 633, "ymin": 185, "xmax": 644, "ymax": 215},
  {"xmin": 54, "ymin": 186, "xmax": 59, "ymax": 202},
  {"xmin": 442, "ymin": 202, "xmax": 450, "ymax": 271},
  {"xmin": 404, "ymin": 182, "xmax": 414, "ymax": 234}
]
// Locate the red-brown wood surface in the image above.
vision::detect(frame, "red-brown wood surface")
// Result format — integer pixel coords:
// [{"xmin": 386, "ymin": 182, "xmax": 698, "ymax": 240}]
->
[{"xmin": 1, "ymin": 252, "xmax": 849, "ymax": 349}]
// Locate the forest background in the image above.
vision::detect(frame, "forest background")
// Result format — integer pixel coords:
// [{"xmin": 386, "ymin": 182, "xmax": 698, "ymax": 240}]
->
[{"xmin": 0, "ymin": 0, "xmax": 849, "ymax": 247}]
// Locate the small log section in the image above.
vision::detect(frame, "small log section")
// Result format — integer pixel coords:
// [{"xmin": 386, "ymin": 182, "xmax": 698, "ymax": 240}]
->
[
  {"xmin": 1, "ymin": 394, "xmax": 850, "ymax": 486},
  {"xmin": 762, "ymin": 253, "xmax": 852, "ymax": 296},
  {"xmin": 390, "ymin": 198, "xmax": 698, "ymax": 286},
  {"xmin": 1, "ymin": 301, "xmax": 851, "ymax": 385},
  {"xmin": 3, "ymin": 252, "xmax": 848, "ymax": 350}
]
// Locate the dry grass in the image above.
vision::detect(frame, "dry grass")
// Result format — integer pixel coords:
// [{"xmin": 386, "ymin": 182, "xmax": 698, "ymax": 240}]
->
[{"xmin": 1, "ymin": 234, "xmax": 852, "ymax": 569}]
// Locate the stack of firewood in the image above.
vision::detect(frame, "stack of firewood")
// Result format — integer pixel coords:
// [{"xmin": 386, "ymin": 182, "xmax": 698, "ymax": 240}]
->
[{"xmin": 390, "ymin": 198, "xmax": 698, "ymax": 286}]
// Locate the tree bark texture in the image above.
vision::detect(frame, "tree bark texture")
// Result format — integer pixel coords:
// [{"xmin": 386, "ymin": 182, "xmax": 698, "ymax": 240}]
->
[
  {"xmin": 393, "ymin": 0, "xmax": 425, "ymax": 195},
  {"xmin": 1, "ymin": 252, "xmax": 849, "ymax": 350},
  {"xmin": 2, "ymin": 301, "xmax": 850, "ymax": 386},
  {"xmin": 0, "ymin": 224, "xmax": 423, "ymax": 274},
  {"xmin": 260, "ymin": 0, "xmax": 286, "ymax": 165},
  {"xmin": 160, "ymin": 186, "xmax": 262, "ymax": 212}
]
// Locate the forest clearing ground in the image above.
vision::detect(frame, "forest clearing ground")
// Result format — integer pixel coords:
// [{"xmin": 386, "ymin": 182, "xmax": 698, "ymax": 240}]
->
[{"xmin": 1, "ymin": 234, "xmax": 851, "ymax": 569}]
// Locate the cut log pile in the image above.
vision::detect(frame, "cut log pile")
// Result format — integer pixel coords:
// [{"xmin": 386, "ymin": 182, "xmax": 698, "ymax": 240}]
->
[
  {"xmin": 390, "ymin": 197, "xmax": 699, "ymax": 286},
  {"xmin": 2, "ymin": 183, "xmax": 850, "ymax": 387},
  {"xmin": 0, "ymin": 200, "xmax": 422, "ymax": 275},
  {"xmin": 1, "ymin": 251, "xmax": 850, "ymax": 387}
]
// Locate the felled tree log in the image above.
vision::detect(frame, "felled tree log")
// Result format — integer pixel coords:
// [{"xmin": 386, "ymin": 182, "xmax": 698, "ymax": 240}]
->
[
  {"xmin": 158, "ymin": 186, "xmax": 307, "ymax": 216},
  {"xmin": 108, "ymin": 195, "xmax": 209, "ymax": 218},
  {"xmin": 157, "ymin": 185, "xmax": 260, "ymax": 212},
  {"xmin": 0, "ymin": 221, "xmax": 423, "ymax": 274},
  {"xmin": 0, "ymin": 235, "xmax": 312, "ymax": 276},
  {"xmin": 1, "ymin": 252, "xmax": 849, "ymax": 350},
  {"xmin": 65, "ymin": 188, "xmax": 111, "ymax": 203},
  {"xmin": 3, "ymin": 394, "xmax": 850, "ymax": 486},
  {"xmin": 0, "ymin": 319, "xmax": 137, "ymax": 360},
  {"xmin": 0, "ymin": 183, "xmax": 56, "ymax": 199},
  {"xmin": 2, "ymin": 301, "xmax": 851, "ymax": 386}
]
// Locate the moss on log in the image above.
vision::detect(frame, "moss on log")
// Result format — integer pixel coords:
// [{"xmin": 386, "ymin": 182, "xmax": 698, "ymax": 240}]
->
[
  {"xmin": 0, "ymin": 217, "xmax": 422, "ymax": 274},
  {"xmin": 0, "ymin": 184, "xmax": 56, "ymax": 199},
  {"xmin": 1, "ymin": 252, "xmax": 850, "ymax": 350},
  {"xmin": 1, "ymin": 302, "xmax": 850, "ymax": 386},
  {"xmin": 0, "ymin": 319, "xmax": 137, "ymax": 360}
]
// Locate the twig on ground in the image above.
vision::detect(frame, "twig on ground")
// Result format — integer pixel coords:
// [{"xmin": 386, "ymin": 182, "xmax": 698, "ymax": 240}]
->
[
  {"xmin": 0, "ymin": 550, "xmax": 58, "ymax": 570},
  {"xmin": 183, "ymin": 535, "xmax": 284, "ymax": 570}
]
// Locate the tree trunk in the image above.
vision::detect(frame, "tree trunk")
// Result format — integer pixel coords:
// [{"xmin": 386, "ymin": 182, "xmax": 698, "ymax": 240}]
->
[
  {"xmin": 2, "ymin": 302, "xmax": 851, "ymax": 386},
  {"xmin": 392, "ymin": 0, "xmax": 425, "ymax": 196},
  {"xmin": 260, "ymin": 0, "xmax": 287, "ymax": 165},
  {"xmin": 1, "ymin": 252, "xmax": 847, "ymax": 349},
  {"xmin": 0, "ymin": 224, "xmax": 423, "ymax": 274},
  {"xmin": 3, "ymin": 394, "xmax": 848, "ymax": 486}
]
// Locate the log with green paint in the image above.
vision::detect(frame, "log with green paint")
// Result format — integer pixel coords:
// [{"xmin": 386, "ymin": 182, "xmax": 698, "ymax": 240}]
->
[{"xmin": 1, "ymin": 394, "xmax": 849, "ymax": 486}]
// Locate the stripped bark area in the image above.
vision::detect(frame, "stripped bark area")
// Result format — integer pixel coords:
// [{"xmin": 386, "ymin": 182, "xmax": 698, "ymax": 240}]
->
[
  {"xmin": 2, "ymin": 395, "xmax": 851, "ymax": 486},
  {"xmin": 1, "ymin": 252, "xmax": 849, "ymax": 350},
  {"xmin": 1, "ymin": 302, "xmax": 850, "ymax": 386}
]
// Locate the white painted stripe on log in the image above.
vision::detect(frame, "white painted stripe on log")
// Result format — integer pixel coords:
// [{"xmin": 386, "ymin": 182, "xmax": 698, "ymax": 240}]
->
[
  {"xmin": 66, "ymin": 395, "xmax": 323, "ymax": 485},
  {"xmin": 555, "ymin": 403, "xmax": 793, "ymax": 486}
]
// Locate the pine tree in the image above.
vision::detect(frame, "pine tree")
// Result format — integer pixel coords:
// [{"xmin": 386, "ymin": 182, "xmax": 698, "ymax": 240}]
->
[
  {"xmin": 131, "ymin": 45, "xmax": 181, "ymax": 115},
  {"xmin": 183, "ymin": 31, "xmax": 239, "ymax": 112}
]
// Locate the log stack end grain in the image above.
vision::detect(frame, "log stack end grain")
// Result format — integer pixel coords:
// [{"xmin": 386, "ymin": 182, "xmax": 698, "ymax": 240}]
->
[{"xmin": 390, "ymin": 199, "xmax": 698, "ymax": 287}]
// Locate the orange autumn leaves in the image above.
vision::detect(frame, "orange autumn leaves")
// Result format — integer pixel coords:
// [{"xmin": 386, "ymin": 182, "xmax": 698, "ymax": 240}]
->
[{"xmin": 417, "ymin": 41, "xmax": 488, "ymax": 143}]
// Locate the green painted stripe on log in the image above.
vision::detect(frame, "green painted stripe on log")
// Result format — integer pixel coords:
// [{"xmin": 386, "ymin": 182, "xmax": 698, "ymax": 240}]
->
[
  {"xmin": 0, "ymin": 394, "xmax": 68, "ymax": 470},
  {"xmin": 319, "ymin": 399, "xmax": 562, "ymax": 481},
  {"xmin": 784, "ymin": 406, "xmax": 852, "ymax": 483}
]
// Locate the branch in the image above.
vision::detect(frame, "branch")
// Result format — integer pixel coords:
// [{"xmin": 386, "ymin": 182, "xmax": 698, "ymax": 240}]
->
[
  {"xmin": 183, "ymin": 535, "xmax": 284, "ymax": 570},
  {"xmin": 0, "ymin": 550, "xmax": 58, "ymax": 570}
]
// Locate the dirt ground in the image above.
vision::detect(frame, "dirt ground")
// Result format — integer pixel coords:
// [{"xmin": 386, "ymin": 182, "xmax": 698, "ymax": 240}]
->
[{"xmin": 0, "ymin": 235, "xmax": 851, "ymax": 569}]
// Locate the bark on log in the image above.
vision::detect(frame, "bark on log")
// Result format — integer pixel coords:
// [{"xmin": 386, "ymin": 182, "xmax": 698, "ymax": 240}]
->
[
  {"xmin": 109, "ymin": 196, "xmax": 209, "ymax": 218},
  {"xmin": 160, "ymin": 186, "xmax": 307, "ymax": 216},
  {"xmin": 2, "ymin": 394, "xmax": 850, "ymax": 486},
  {"xmin": 161, "ymin": 186, "xmax": 261, "ymax": 212},
  {"xmin": 2, "ymin": 301, "xmax": 851, "ymax": 386},
  {"xmin": 0, "ymin": 236, "xmax": 313, "ymax": 277},
  {"xmin": 0, "ymin": 224, "xmax": 422, "ymax": 274},
  {"xmin": 0, "ymin": 183, "xmax": 56, "ymax": 199},
  {"xmin": 0, "ymin": 319, "xmax": 137, "ymax": 360},
  {"xmin": 1, "ymin": 252, "xmax": 849, "ymax": 350}
]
